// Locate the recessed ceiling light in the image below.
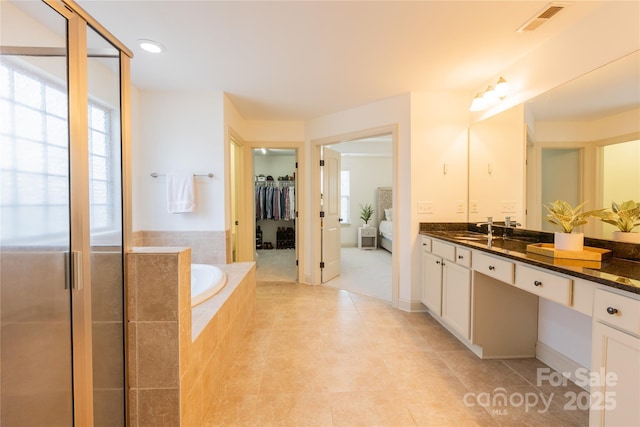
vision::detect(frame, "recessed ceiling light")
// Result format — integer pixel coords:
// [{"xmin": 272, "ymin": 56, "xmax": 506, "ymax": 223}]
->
[{"xmin": 138, "ymin": 39, "xmax": 165, "ymax": 54}]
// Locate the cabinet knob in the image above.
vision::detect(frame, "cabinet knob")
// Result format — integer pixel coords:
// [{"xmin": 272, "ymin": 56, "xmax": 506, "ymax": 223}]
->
[
  {"xmin": 458, "ymin": 255, "xmax": 464, "ymax": 259},
  {"xmin": 488, "ymin": 265, "xmax": 495, "ymax": 271},
  {"xmin": 606, "ymin": 307, "xmax": 618, "ymax": 315},
  {"xmin": 534, "ymin": 281, "xmax": 542, "ymax": 287},
  {"xmin": 436, "ymin": 260, "xmax": 441, "ymax": 265}
]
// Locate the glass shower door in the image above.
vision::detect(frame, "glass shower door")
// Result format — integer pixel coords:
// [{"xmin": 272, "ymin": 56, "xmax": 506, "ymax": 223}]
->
[
  {"xmin": 86, "ymin": 25, "xmax": 125, "ymax": 426},
  {"xmin": 0, "ymin": 1, "xmax": 73, "ymax": 425}
]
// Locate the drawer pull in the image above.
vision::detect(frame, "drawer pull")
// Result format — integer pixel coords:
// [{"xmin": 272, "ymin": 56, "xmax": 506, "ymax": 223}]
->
[
  {"xmin": 436, "ymin": 260, "xmax": 441, "ymax": 265},
  {"xmin": 534, "ymin": 281, "xmax": 542, "ymax": 287},
  {"xmin": 606, "ymin": 307, "xmax": 619, "ymax": 315},
  {"xmin": 488, "ymin": 266, "xmax": 495, "ymax": 271},
  {"xmin": 458, "ymin": 255, "xmax": 464, "ymax": 260}
]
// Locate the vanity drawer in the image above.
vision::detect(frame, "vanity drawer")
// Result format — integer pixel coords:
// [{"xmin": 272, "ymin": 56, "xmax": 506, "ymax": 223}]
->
[
  {"xmin": 432, "ymin": 240, "xmax": 455, "ymax": 262},
  {"xmin": 593, "ymin": 288, "xmax": 640, "ymax": 335},
  {"xmin": 473, "ymin": 251, "xmax": 514, "ymax": 284},
  {"xmin": 421, "ymin": 236, "xmax": 432, "ymax": 252},
  {"xmin": 515, "ymin": 264, "xmax": 573, "ymax": 306},
  {"xmin": 455, "ymin": 247, "xmax": 471, "ymax": 268}
]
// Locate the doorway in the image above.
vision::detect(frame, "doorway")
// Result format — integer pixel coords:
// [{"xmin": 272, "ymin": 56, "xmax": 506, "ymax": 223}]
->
[
  {"xmin": 317, "ymin": 133, "xmax": 394, "ymax": 302},
  {"xmin": 253, "ymin": 148, "xmax": 298, "ymax": 282}
]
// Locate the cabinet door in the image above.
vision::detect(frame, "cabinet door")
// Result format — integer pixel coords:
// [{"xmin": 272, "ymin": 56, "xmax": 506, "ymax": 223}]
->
[
  {"xmin": 422, "ymin": 251, "xmax": 443, "ymax": 316},
  {"xmin": 590, "ymin": 322, "xmax": 640, "ymax": 427},
  {"xmin": 442, "ymin": 262, "xmax": 471, "ymax": 339}
]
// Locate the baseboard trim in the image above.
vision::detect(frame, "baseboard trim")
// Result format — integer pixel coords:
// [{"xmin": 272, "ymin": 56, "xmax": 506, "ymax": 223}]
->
[
  {"xmin": 536, "ymin": 340, "xmax": 589, "ymax": 391},
  {"xmin": 397, "ymin": 298, "xmax": 427, "ymax": 313}
]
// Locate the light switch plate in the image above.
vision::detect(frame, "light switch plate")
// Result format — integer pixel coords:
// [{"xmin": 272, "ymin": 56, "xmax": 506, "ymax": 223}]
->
[
  {"xmin": 417, "ymin": 201, "xmax": 433, "ymax": 214},
  {"xmin": 470, "ymin": 200, "xmax": 479, "ymax": 213},
  {"xmin": 501, "ymin": 200, "xmax": 516, "ymax": 213},
  {"xmin": 456, "ymin": 200, "xmax": 465, "ymax": 213}
]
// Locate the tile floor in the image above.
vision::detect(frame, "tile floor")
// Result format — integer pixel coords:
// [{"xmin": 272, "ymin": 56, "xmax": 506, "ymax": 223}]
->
[{"xmin": 203, "ymin": 281, "xmax": 588, "ymax": 427}]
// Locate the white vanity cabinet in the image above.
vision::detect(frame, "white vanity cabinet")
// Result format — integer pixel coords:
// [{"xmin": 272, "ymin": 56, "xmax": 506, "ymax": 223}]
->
[
  {"xmin": 590, "ymin": 289, "xmax": 640, "ymax": 427},
  {"xmin": 421, "ymin": 250, "xmax": 443, "ymax": 316},
  {"xmin": 421, "ymin": 237, "xmax": 441, "ymax": 315},
  {"xmin": 421, "ymin": 237, "xmax": 472, "ymax": 339},
  {"xmin": 441, "ymin": 260, "xmax": 471, "ymax": 339}
]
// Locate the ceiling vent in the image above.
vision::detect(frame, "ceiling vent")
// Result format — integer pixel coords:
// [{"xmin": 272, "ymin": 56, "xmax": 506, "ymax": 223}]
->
[{"xmin": 517, "ymin": 3, "xmax": 567, "ymax": 32}]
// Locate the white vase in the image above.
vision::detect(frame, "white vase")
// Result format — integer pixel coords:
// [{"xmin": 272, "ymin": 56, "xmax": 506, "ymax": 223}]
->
[
  {"xmin": 362, "ymin": 223, "xmax": 369, "ymax": 228},
  {"xmin": 554, "ymin": 232, "xmax": 584, "ymax": 251},
  {"xmin": 612, "ymin": 231, "xmax": 640, "ymax": 243}
]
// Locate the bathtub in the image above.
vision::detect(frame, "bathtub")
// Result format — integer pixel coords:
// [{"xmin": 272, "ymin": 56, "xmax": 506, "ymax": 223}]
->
[{"xmin": 191, "ymin": 264, "xmax": 227, "ymax": 307}]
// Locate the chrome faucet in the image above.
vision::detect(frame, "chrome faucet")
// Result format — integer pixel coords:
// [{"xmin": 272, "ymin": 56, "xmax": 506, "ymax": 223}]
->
[
  {"xmin": 505, "ymin": 216, "xmax": 521, "ymax": 228},
  {"xmin": 503, "ymin": 216, "xmax": 522, "ymax": 238},
  {"xmin": 476, "ymin": 216, "xmax": 493, "ymax": 240}
]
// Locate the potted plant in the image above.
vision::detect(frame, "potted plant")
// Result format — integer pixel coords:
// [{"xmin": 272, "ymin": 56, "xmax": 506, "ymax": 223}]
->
[
  {"xmin": 598, "ymin": 200, "xmax": 640, "ymax": 243},
  {"xmin": 359, "ymin": 203, "xmax": 374, "ymax": 227},
  {"xmin": 544, "ymin": 200, "xmax": 603, "ymax": 251}
]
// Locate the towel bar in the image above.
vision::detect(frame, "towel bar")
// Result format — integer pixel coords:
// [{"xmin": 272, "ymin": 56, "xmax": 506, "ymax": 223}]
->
[{"xmin": 150, "ymin": 173, "xmax": 214, "ymax": 178}]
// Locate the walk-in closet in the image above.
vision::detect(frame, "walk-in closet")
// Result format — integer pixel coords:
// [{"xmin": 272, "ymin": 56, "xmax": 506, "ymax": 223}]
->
[{"xmin": 253, "ymin": 148, "xmax": 298, "ymax": 282}]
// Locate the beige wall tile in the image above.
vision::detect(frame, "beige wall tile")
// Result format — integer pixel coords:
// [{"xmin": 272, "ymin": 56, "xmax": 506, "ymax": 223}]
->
[
  {"xmin": 1, "ymin": 388, "xmax": 73, "ymax": 426},
  {"xmin": 92, "ymin": 322, "xmax": 124, "ymax": 389},
  {"xmin": 1, "ymin": 322, "xmax": 72, "ymax": 393},
  {"xmin": 1, "ymin": 252, "xmax": 69, "ymax": 322},
  {"xmin": 136, "ymin": 254, "xmax": 178, "ymax": 321},
  {"xmin": 93, "ymin": 388, "xmax": 125, "ymax": 427},
  {"xmin": 137, "ymin": 322, "xmax": 179, "ymax": 388},
  {"xmin": 91, "ymin": 251, "xmax": 124, "ymax": 322},
  {"xmin": 137, "ymin": 388, "xmax": 179, "ymax": 427}
]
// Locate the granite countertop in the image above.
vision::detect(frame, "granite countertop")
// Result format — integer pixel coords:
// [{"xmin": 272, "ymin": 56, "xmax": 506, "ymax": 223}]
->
[{"xmin": 419, "ymin": 224, "xmax": 640, "ymax": 295}]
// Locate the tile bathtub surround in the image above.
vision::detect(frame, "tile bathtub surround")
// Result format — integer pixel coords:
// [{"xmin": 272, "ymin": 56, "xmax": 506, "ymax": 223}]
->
[
  {"xmin": 203, "ymin": 281, "xmax": 588, "ymax": 427},
  {"xmin": 182, "ymin": 262, "xmax": 256, "ymax": 426},
  {"xmin": 126, "ymin": 247, "xmax": 256, "ymax": 426},
  {"xmin": 133, "ymin": 230, "xmax": 228, "ymax": 264}
]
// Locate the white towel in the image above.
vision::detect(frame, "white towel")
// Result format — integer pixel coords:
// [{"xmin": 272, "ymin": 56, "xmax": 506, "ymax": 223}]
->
[{"xmin": 166, "ymin": 173, "xmax": 195, "ymax": 213}]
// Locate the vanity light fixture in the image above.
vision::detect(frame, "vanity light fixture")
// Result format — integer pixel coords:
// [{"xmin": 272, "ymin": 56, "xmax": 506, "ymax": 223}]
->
[
  {"xmin": 138, "ymin": 39, "xmax": 165, "ymax": 54},
  {"xmin": 494, "ymin": 77, "xmax": 510, "ymax": 99},
  {"xmin": 469, "ymin": 93, "xmax": 486, "ymax": 112},
  {"xmin": 469, "ymin": 77, "xmax": 510, "ymax": 111}
]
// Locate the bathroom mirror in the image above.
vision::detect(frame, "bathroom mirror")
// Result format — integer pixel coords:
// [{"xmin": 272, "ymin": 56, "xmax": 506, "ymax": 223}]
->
[{"xmin": 469, "ymin": 50, "xmax": 640, "ymax": 239}]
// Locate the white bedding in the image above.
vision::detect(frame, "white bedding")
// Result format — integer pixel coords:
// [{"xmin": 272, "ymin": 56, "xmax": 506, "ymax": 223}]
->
[{"xmin": 379, "ymin": 220, "xmax": 392, "ymax": 239}]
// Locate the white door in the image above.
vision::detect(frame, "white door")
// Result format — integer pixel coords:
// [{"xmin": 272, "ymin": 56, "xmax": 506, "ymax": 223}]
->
[{"xmin": 321, "ymin": 147, "xmax": 341, "ymax": 282}]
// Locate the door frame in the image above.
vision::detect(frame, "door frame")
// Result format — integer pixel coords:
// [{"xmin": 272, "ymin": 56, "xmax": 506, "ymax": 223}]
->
[
  {"xmin": 236, "ymin": 138, "xmax": 306, "ymax": 282},
  {"xmin": 228, "ymin": 130, "xmax": 245, "ymax": 262},
  {"xmin": 310, "ymin": 125, "xmax": 399, "ymax": 307}
]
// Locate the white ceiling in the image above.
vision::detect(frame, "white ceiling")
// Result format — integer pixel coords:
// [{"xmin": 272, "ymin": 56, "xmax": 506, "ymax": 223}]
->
[{"xmin": 72, "ymin": 0, "xmax": 615, "ymax": 122}]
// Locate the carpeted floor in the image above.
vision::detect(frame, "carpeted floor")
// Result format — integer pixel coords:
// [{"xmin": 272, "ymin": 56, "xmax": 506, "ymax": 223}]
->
[{"xmin": 256, "ymin": 246, "xmax": 392, "ymax": 301}]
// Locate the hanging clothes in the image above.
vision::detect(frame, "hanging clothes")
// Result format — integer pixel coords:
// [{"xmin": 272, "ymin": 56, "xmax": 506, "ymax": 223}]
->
[{"xmin": 255, "ymin": 181, "xmax": 295, "ymax": 221}]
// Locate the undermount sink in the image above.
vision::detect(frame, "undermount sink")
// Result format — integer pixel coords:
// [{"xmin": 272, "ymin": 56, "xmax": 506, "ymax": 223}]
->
[
  {"xmin": 453, "ymin": 236, "xmax": 489, "ymax": 241},
  {"xmin": 449, "ymin": 232, "xmax": 490, "ymax": 241}
]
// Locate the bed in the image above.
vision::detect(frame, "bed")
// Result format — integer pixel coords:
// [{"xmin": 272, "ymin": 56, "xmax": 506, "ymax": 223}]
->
[{"xmin": 377, "ymin": 187, "xmax": 392, "ymax": 252}]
